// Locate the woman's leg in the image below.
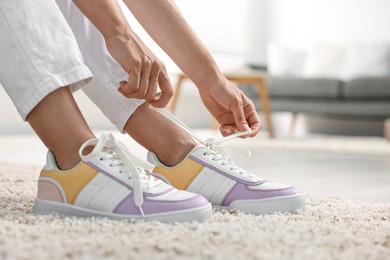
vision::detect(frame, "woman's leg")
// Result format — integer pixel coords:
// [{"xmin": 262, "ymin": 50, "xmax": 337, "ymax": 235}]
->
[
  {"xmin": 56, "ymin": 1, "xmax": 196, "ymax": 166},
  {"xmin": 27, "ymin": 87, "xmax": 95, "ymax": 170},
  {"xmin": 0, "ymin": 0, "xmax": 94, "ymax": 170},
  {"xmin": 124, "ymin": 103, "xmax": 196, "ymax": 166}
]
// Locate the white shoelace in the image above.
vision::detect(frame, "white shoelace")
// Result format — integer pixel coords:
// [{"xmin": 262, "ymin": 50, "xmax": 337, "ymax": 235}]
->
[
  {"xmin": 79, "ymin": 133, "xmax": 159, "ymax": 217},
  {"xmin": 150, "ymin": 106, "xmax": 257, "ymax": 178}
]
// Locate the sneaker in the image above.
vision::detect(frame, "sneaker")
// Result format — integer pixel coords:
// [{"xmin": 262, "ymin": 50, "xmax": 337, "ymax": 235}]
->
[
  {"xmin": 147, "ymin": 108, "xmax": 306, "ymax": 215},
  {"xmin": 34, "ymin": 133, "xmax": 212, "ymax": 222}
]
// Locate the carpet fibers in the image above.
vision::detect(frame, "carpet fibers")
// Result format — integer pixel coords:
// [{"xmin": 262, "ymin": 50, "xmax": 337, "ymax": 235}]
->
[{"xmin": 0, "ymin": 162, "xmax": 389, "ymax": 260}]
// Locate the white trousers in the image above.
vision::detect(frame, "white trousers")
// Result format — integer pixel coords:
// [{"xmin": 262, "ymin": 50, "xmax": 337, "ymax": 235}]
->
[{"xmin": 0, "ymin": 0, "xmax": 144, "ymax": 131}]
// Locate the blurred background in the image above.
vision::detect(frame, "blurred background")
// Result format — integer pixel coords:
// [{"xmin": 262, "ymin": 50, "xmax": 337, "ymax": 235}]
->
[
  {"xmin": 0, "ymin": 0, "xmax": 389, "ymax": 203},
  {"xmin": 1, "ymin": 0, "xmax": 390, "ymax": 135}
]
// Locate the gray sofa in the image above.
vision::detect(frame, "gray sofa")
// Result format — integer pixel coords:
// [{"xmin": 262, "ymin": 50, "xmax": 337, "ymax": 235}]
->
[{"xmin": 262, "ymin": 77, "xmax": 390, "ymax": 119}]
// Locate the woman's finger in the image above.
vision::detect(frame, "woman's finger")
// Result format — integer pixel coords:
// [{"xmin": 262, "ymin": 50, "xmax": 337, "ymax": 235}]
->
[
  {"xmin": 137, "ymin": 56, "xmax": 152, "ymax": 97},
  {"xmin": 151, "ymin": 68, "xmax": 173, "ymax": 108}
]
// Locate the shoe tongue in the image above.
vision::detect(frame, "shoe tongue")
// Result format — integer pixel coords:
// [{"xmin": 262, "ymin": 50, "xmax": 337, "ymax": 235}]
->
[
  {"xmin": 147, "ymin": 143, "xmax": 209, "ymax": 168},
  {"xmin": 194, "ymin": 142, "xmax": 207, "ymax": 149},
  {"xmin": 190, "ymin": 143, "xmax": 209, "ymax": 154}
]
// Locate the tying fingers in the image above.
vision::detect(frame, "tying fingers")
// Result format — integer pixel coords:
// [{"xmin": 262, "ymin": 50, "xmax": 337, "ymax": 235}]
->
[{"xmin": 150, "ymin": 66, "xmax": 173, "ymax": 108}]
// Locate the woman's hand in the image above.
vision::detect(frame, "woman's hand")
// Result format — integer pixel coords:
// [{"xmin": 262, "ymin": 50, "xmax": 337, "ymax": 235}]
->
[
  {"xmin": 72, "ymin": 0, "xmax": 172, "ymax": 107},
  {"xmin": 105, "ymin": 32, "xmax": 173, "ymax": 108},
  {"xmin": 199, "ymin": 78, "xmax": 261, "ymax": 137}
]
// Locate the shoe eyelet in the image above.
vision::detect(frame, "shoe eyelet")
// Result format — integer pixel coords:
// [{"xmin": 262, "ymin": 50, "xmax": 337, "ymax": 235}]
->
[{"xmin": 100, "ymin": 158, "xmax": 103, "ymax": 161}]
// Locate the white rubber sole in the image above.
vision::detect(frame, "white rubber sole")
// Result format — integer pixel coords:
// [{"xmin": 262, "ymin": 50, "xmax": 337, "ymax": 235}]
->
[
  {"xmin": 217, "ymin": 193, "xmax": 306, "ymax": 215},
  {"xmin": 34, "ymin": 198, "xmax": 212, "ymax": 223}
]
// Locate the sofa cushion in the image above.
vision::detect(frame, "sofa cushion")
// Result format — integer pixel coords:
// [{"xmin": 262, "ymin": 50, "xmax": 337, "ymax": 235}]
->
[
  {"xmin": 341, "ymin": 43, "xmax": 390, "ymax": 80},
  {"xmin": 266, "ymin": 43, "xmax": 305, "ymax": 77},
  {"xmin": 302, "ymin": 43, "xmax": 345, "ymax": 78},
  {"xmin": 344, "ymin": 77, "xmax": 390, "ymax": 99},
  {"xmin": 266, "ymin": 77, "xmax": 342, "ymax": 99}
]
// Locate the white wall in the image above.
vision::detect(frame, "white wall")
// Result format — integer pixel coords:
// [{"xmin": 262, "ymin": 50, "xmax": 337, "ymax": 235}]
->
[
  {"xmin": 248, "ymin": 0, "xmax": 390, "ymax": 65},
  {"xmin": 246, "ymin": 0, "xmax": 267, "ymax": 66},
  {"xmin": 2, "ymin": 1, "xmax": 389, "ymax": 135}
]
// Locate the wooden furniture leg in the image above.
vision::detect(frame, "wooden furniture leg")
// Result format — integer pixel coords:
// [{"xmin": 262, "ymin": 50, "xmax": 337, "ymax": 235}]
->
[
  {"xmin": 255, "ymin": 78, "xmax": 274, "ymax": 138},
  {"xmin": 385, "ymin": 119, "xmax": 390, "ymax": 141},
  {"xmin": 288, "ymin": 112, "xmax": 298, "ymax": 137},
  {"xmin": 211, "ymin": 117, "xmax": 219, "ymax": 133},
  {"xmin": 168, "ymin": 74, "xmax": 186, "ymax": 113}
]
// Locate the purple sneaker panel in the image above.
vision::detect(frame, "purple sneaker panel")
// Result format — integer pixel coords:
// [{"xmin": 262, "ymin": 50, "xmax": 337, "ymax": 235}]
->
[
  {"xmin": 221, "ymin": 182, "xmax": 302, "ymax": 206},
  {"xmin": 114, "ymin": 193, "xmax": 209, "ymax": 215},
  {"xmin": 113, "ymin": 194, "xmax": 139, "ymax": 215}
]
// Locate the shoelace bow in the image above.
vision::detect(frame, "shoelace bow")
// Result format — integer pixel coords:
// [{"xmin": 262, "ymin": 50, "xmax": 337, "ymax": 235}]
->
[
  {"xmin": 151, "ymin": 106, "xmax": 257, "ymax": 178},
  {"xmin": 79, "ymin": 133, "xmax": 159, "ymax": 217}
]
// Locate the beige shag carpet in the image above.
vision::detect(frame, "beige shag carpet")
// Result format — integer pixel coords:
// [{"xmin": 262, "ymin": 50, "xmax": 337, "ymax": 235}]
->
[{"xmin": 1, "ymin": 162, "xmax": 389, "ymax": 260}]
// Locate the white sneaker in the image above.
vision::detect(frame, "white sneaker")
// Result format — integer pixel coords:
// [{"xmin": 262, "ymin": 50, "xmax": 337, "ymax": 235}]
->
[
  {"xmin": 34, "ymin": 133, "xmax": 212, "ymax": 222},
  {"xmin": 147, "ymin": 108, "xmax": 306, "ymax": 215}
]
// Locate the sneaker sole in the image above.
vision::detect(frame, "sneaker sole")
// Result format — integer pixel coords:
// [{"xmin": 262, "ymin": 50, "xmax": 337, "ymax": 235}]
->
[
  {"xmin": 217, "ymin": 193, "xmax": 306, "ymax": 215},
  {"xmin": 34, "ymin": 198, "xmax": 212, "ymax": 223}
]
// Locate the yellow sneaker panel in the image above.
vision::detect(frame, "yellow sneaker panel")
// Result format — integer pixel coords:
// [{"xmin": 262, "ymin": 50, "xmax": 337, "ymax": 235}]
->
[
  {"xmin": 153, "ymin": 158, "xmax": 204, "ymax": 190},
  {"xmin": 40, "ymin": 162, "xmax": 99, "ymax": 204}
]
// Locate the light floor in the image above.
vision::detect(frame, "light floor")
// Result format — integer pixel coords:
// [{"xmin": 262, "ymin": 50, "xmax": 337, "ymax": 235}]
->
[{"xmin": 1, "ymin": 131, "xmax": 389, "ymax": 204}]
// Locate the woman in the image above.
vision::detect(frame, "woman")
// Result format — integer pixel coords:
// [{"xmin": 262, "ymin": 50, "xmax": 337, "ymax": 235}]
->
[{"xmin": 0, "ymin": 0, "xmax": 305, "ymax": 222}]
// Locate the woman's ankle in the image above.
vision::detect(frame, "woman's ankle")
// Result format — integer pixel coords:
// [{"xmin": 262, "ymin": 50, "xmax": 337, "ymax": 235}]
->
[
  {"xmin": 154, "ymin": 139, "xmax": 196, "ymax": 167},
  {"xmin": 52, "ymin": 150, "xmax": 81, "ymax": 170}
]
